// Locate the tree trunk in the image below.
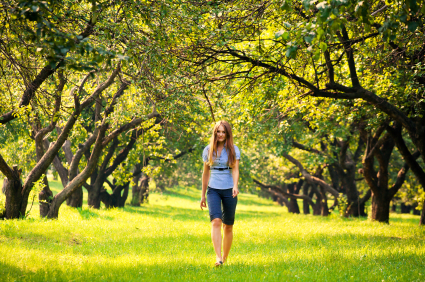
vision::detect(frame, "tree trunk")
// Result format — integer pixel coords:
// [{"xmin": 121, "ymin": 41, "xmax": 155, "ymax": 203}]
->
[
  {"xmin": 88, "ymin": 133, "xmax": 124, "ymax": 209},
  {"xmin": 119, "ymin": 184, "xmax": 129, "ymax": 207},
  {"xmin": 58, "ymin": 134, "xmax": 84, "ymax": 209},
  {"xmin": 35, "ymin": 137, "xmax": 53, "ymax": 218},
  {"xmin": 302, "ymin": 182, "xmax": 310, "ymax": 214},
  {"xmin": 276, "ymin": 196, "xmax": 288, "ymax": 206},
  {"xmin": 286, "ymin": 183, "xmax": 300, "ymax": 213},
  {"xmin": 131, "ymin": 165, "xmax": 142, "ymax": 206},
  {"xmin": 46, "ymin": 124, "xmax": 107, "ymax": 219},
  {"xmin": 400, "ymin": 203, "xmax": 412, "ymax": 214},
  {"xmin": 4, "ymin": 171, "xmax": 25, "ymax": 219},
  {"xmin": 358, "ymin": 201, "xmax": 367, "ymax": 217},
  {"xmin": 2, "ymin": 178, "xmax": 6, "ymax": 194},
  {"xmin": 131, "ymin": 174, "xmax": 150, "ymax": 206},
  {"xmin": 319, "ymin": 186, "xmax": 329, "ymax": 216},
  {"xmin": 282, "ymin": 153, "xmax": 340, "ymax": 207},
  {"xmin": 420, "ymin": 200, "xmax": 425, "ymax": 225},
  {"xmin": 88, "ymin": 166, "xmax": 107, "ymax": 209},
  {"xmin": 327, "ymin": 165, "xmax": 342, "ymax": 193},
  {"xmin": 310, "ymin": 185, "xmax": 322, "ymax": 215},
  {"xmin": 386, "ymin": 122, "xmax": 425, "ymax": 224},
  {"xmin": 66, "ymin": 186, "xmax": 83, "ymax": 207},
  {"xmin": 360, "ymin": 123, "xmax": 410, "ymax": 223},
  {"xmin": 131, "ymin": 180, "xmax": 141, "ymax": 206},
  {"xmin": 46, "ymin": 139, "xmax": 83, "ymax": 208},
  {"xmin": 371, "ymin": 192, "xmax": 391, "ymax": 223},
  {"xmin": 287, "ymin": 198, "xmax": 300, "ymax": 214},
  {"xmin": 139, "ymin": 176, "xmax": 150, "ymax": 204},
  {"xmin": 391, "ymin": 202, "xmax": 397, "ymax": 212},
  {"xmin": 312, "ymin": 200, "xmax": 321, "ymax": 215},
  {"xmin": 346, "ymin": 190, "xmax": 370, "ymax": 217},
  {"xmin": 412, "ymin": 204, "xmax": 420, "ymax": 215},
  {"xmin": 88, "ymin": 185, "xmax": 101, "ymax": 209},
  {"xmin": 39, "ymin": 175, "xmax": 53, "ymax": 217},
  {"xmin": 342, "ymin": 166, "xmax": 366, "ymax": 217},
  {"xmin": 100, "ymin": 182, "xmax": 129, "ymax": 208}
]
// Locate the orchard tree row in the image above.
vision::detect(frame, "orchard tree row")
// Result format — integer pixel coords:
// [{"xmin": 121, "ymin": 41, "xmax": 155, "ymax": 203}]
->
[
  {"xmin": 0, "ymin": 0, "xmax": 208, "ymax": 219},
  {"xmin": 160, "ymin": 0, "xmax": 425, "ymax": 224},
  {"xmin": 1, "ymin": 0, "xmax": 424, "ymax": 224}
]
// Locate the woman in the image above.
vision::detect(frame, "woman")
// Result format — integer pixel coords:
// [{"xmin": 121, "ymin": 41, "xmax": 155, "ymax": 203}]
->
[{"xmin": 200, "ymin": 120, "xmax": 240, "ymax": 267}]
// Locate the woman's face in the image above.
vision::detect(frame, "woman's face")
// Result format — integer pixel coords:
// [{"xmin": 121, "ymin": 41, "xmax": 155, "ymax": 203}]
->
[{"xmin": 216, "ymin": 125, "xmax": 226, "ymax": 143}]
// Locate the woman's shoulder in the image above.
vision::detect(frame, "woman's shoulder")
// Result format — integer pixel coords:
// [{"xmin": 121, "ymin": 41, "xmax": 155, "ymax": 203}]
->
[
  {"xmin": 233, "ymin": 144, "xmax": 241, "ymax": 158},
  {"xmin": 202, "ymin": 145, "xmax": 210, "ymax": 155},
  {"xmin": 202, "ymin": 145, "xmax": 210, "ymax": 161}
]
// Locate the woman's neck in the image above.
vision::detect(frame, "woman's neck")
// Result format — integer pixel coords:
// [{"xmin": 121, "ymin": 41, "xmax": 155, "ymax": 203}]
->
[{"xmin": 217, "ymin": 141, "xmax": 225, "ymax": 148}]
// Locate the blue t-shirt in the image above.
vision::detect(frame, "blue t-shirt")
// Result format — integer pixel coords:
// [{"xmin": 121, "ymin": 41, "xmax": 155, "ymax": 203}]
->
[{"xmin": 202, "ymin": 144, "xmax": 241, "ymax": 189}]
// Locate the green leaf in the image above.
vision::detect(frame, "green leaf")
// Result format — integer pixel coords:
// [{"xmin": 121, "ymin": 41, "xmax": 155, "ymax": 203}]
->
[
  {"xmin": 275, "ymin": 31, "xmax": 290, "ymax": 40},
  {"xmin": 313, "ymin": 50, "xmax": 320, "ymax": 61},
  {"xmin": 317, "ymin": 28, "xmax": 324, "ymax": 40},
  {"xmin": 409, "ymin": 0, "xmax": 418, "ymax": 13},
  {"xmin": 407, "ymin": 21, "xmax": 419, "ymax": 32},
  {"xmin": 285, "ymin": 46, "xmax": 298, "ymax": 58},
  {"xmin": 320, "ymin": 8, "xmax": 331, "ymax": 20},
  {"xmin": 319, "ymin": 42, "xmax": 327, "ymax": 52},
  {"xmin": 304, "ymin": 34, "xmax": 314, "ymax": 44}
]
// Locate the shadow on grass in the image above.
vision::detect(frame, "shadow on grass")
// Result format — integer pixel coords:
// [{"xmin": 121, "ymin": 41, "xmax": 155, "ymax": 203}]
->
[
  {"xmin": 77, "ymin": 208, "xmax": 113, "ymax": 221},
  {"xmin": 123, "ymin": 204, "xmax": 280, "ymax": 222},
  {"xmin": 77, "ymin": 208, "xmax": 100, "ymax": 220},
  {"xmin": 236, "ymin": 193, "xmax": 280, "ymax": 207},
  {"xmin": 163, "ymin": 189, "xmax": 200, "ymax": 202},
  {"xmin": 160, "ymin": 188, "xmax": 277, "ymax": 208},
  {"xmin": 388, "ymin": 214, "xmax": 421, "ymax": 225}
]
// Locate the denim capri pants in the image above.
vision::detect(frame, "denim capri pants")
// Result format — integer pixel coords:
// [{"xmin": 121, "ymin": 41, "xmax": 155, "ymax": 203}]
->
[{"xmin": 207, "ymin": 187, "xmax": 238, "ymax": 225}]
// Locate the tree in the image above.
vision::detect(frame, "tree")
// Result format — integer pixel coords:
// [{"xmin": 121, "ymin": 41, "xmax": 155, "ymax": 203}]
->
[{"xmin": 359, "ymin": 122, "xmax": 420, "ymax": 222}]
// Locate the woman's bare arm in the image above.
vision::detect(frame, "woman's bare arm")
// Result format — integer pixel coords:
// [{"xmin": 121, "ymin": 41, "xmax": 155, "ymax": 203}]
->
[
  {"xmin": 200, "ymin": 162, "xmax": 210, "ymax": 210},
  {"xmin": 232, "ymin": 160, "xmax": 240, "ymax": 198}
]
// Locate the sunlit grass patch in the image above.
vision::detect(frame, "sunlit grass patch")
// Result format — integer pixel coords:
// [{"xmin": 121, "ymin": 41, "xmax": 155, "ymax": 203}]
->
[{"xmin": 1, "ymin": 185, "xmax": 425, "ymax": 281}]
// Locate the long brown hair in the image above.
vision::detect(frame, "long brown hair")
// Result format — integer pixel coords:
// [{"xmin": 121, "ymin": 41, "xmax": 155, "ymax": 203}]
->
[{"xmin": 207, "ymin": 120, "xmax": 236, "ymax": 167}]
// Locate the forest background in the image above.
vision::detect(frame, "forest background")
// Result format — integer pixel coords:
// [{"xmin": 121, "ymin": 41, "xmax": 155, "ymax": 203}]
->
[{"xmin": 0, "ymin": 0, "xmax": 425, "ymax": 226}]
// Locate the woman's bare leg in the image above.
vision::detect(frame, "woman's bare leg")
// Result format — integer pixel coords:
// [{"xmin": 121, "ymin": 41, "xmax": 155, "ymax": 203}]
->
[
  {"xmin": 211, "ymin": 218, "xmax": 223, "ymax": 264},
  {"xmin": 222, "ymin": 224, "xmax": 233, "ymax": 262}
]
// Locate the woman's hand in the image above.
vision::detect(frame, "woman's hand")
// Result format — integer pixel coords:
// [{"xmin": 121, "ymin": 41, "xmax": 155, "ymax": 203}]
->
[
  {"xmin": 232, "ymin": 160, "xmax": 239, "ymax": 198},
  {"xmin": 200, "ymin": 197, "xmax": 207, "ymax": 210},
  {"xmin": 232, "ymin": 187, "xmax": 239, "ymax": 198}
]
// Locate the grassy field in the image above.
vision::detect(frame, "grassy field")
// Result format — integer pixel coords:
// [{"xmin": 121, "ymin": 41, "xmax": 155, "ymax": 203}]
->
[{"xmin": 1, "ymin": 182, "xmax": 425, "ymax": 281}]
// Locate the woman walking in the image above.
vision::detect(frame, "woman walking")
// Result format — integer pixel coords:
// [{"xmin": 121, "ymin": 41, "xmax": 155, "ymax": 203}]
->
[{"xmin": 200, "ymin": 120, "xmax": 240, "ymax": 267}]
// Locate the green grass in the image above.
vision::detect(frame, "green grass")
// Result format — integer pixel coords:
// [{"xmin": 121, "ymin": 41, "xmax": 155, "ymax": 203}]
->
[{"xmin": 1, "ymin": 184, "xmax": 425, "ymax": 281}]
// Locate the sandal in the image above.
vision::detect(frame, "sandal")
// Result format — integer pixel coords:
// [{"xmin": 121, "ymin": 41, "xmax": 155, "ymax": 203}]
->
[{"xmin": 215, "ymin": 261, "xmax": 223, "ymax": 267}]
